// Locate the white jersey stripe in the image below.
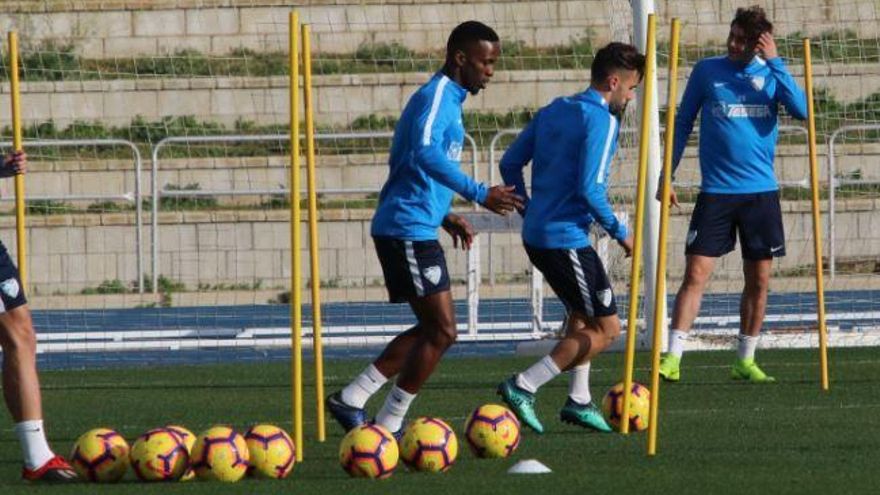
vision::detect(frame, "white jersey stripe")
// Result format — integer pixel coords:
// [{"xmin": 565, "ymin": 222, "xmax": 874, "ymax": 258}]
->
[
  {"xmin": 596, "ymin": 114, "xmax": 617, "ymax": 184},
  {"xmin": 422, "ymin": 76, "xmax": 450, "ymax": 146}
]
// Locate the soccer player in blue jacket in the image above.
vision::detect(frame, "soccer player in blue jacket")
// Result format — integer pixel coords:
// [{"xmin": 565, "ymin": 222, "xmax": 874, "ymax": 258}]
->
[
  {"xmin": 496, "ymin": 43, "xmax": 644, "ymax": 433},
  {"xmin": 657, "ymin": 6, "xmax": 807, "ymax": 383},
  {"xmin": 327, "ymin": 21, "xmax": 522, "ymax": 436}
]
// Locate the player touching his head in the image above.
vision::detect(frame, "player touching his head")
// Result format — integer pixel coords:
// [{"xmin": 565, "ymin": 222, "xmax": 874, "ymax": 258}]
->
[
  {"xmin": 657, "ymin": 5, "xmax": 807, "ymax": 383},
  {"xmin": 0, "ymin": 151, "xmax": 77, "ymax": 482},
  {"xmin": 496, "ymin": 42, "xmax": 644, "ymax": 433},
  {"xmin": 326, "ymin": 21, "xmax": 523, "ymax": 437}
]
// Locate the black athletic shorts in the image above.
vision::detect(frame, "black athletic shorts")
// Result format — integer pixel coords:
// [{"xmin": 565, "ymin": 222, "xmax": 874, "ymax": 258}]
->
[
  {"xmin": 525, "ymin": 244, "xmax": 617, "ymax": 318},
  {"xmin": 0, "ymin": 242, "xmax": 27, "ymax": 313},
  {"xmin": 373, "ymin": 237, "xmax": 450, "ymax": 303},
  {"xmin": 685, "ymin": 191, "xmax": 785, "ymax": 260}
]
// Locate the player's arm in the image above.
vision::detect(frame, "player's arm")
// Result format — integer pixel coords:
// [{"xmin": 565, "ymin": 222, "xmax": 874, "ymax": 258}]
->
[
  {"xmin": 414, "ymin": 96, "xmax": 522, "ymax": 215},
  {"xmin": 757, "ymin": 32, "xmax": 808, "ymax": 120},
  {"xmin": 1, "ymin": 150, "xmax": 26, "ymax": 178},
  {"xmin": 657, "ymin": 61, "xmax": 704, "ymax": 207},
  {"xmin": 498, "ymin": 116, "xmax": 537, "ymax": 215},
  {"xmin": 578, "ymin": 112, "xmax": 628, "ymax": 245}
]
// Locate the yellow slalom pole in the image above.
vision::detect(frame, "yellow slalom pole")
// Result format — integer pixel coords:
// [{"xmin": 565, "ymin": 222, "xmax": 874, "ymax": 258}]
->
[
  {"xmin": 288, "ymin": 11, "xmax": 304, "ymax": 462},
  {"xmin": 8, "ymin": 32, "xmax": 27, "ymax": 289},
  {"xmin": 803, "ymin": 38, "xmax": 830, "ymax": 391},
  {"xmin": 620, "ymin": 13, "xmax": 656, "ymax": 435},
  {"xmin": 302, "ymin": 23, "xmax": 326, "ymax": 442},
  {"xmin": 648, "ymin": 18, "xmax": 680, "ymax": 456}
]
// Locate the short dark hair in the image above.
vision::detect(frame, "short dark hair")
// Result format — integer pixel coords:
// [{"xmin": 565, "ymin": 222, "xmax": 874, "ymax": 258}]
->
[
  {"xmin": 591, "ymin": 42, "xmax": 645, "ymax": 83},
  {"xmin": 731, "ymin": 5, "xmax": 773, "ymax": 46},
  {"xmin": 446, "ymin": 21, "xmax": 499, "ymax": 56}
]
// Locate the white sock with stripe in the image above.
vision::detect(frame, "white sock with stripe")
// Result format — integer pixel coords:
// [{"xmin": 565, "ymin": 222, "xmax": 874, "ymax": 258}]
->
[
  {"xmin": 340, "ymin": 364, "xmax": 388, "ymax": 409},
  {"xmin": 15, "ymin": 420, "xmax": 54, "ymax": 470},
  {"xmin": 375, "ymin": 385, "xmax": 416, "ymax": 433},
  {"xmin": 568, "ymin": 361, "xmax": 592, "ymax": 405},
  {"xmin": 516, "ymin": 355, "xmax": 561, "ymax": 393}
]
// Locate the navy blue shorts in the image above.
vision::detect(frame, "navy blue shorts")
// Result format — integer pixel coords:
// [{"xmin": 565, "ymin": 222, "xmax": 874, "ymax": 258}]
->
[
  {"xmin": 525, "ymin": 244, "xmax": 617, "ymax": 318},
  {"xmin": 373, "ymin": 237, "xmax": 450, "ymax": 303},
  {"xmin": 0, "ymin": 242, "xmax": 27, "ymax": 313},
  {"xmin": 686, "ymin": 191, "xmax": 785, "ymax": 260}
]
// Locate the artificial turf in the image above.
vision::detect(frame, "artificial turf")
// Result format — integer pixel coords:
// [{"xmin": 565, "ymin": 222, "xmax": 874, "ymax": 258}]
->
[{"xmin": 1, "ymin": 346, "xmax": 878, "ymax": 494}]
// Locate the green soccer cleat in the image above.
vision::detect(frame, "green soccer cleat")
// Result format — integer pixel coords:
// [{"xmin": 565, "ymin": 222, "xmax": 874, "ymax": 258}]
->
[
  {"xmin": 497, "ymin": 376, "xmax": 544, "ymax": 434},
  {"xmin": 658, "ymin": 354, "xmax": 681, "ymax": 382},
  {"xmin": 731, "ymin": 358, "xmax": 776, "ymax": 383},
  {"xmin": 559, "ymin": 398, "xmax": 613, "ymax": 433}
]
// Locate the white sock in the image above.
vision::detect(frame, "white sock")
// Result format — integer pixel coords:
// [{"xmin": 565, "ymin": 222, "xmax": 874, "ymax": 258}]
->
[
  {"xmin": 737, "ymin": 333, "xmax": 759, "ymax": 361},
  {"xmin": 668, "ymin": 329, "xmax": 688, "ymax": 358},
  {"xmin": 516, "ymin": 355, "xmax": 561, "ymax": 393},
  {"xmin": 375, "ymin": 385, "xmax": 416, "ymax": 433},
  {"xmin": 15, "ymin": 420, "xmax": 54, "ymax": 470},
  {"xmin": 340, "ymin": 364, "xmax": 388, "ymax": 409},
  {"xmin": 568, "ymin": 362, "xmax": 592, "ymax": 405}
]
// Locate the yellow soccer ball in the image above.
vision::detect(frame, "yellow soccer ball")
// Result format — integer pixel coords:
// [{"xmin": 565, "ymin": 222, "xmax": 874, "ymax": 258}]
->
[
  {"xmin": 464, "ymin": 404, "xmax": 521, "ymax": 459},
  {"xmin": 165, "ymin": 425, "xmax": 196, "ymax": 481},
  {"xmin": 338, "ymin": 424, "xmax": 399, "ymax": 479},
  {"xmin": 400, "ymin": 417, "xmax": 458, "ymax": 473},
  {"xmin": 70, "ymin": 427, "xmax": 129, "ymax": 482},
  {"xmin": 129, "ymin": 427, "xmax": 188, "ymax": 481},
  {"xmin": 191, "ymin": 426, "xmax": 249, "ymax": 482},
  {"xmin": 244, "ymin": 424, "xmax": 295, "ymax": 479},
  {"xmin": 602, "ymin": 382, "xmax": 651, "ymax": 432}
]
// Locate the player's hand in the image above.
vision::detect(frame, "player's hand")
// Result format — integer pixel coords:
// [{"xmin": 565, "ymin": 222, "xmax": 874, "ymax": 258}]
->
[
  {"xmin": 442, "ymin": 213, "xmax": 476, "ymax": 251},
  {"xmin": 1, "ymin": 151, "xmax": 26, "ymax": 178},
  {"xmin": 756, "ymin": 32, "xmax": 778, "ymax": 60},
  {"xmin": 655, "ymin": 184, "xmax": 680, "ymax": 209},
  {"xmin": 482, "ymin": 185, "xmax": 524, "ymax": 216},
  {"xmin": 617, "ymin": 235, "xmax": 634, "ymax": 258}
]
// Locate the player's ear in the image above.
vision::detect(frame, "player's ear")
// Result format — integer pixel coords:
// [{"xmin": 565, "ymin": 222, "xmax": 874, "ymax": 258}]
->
[
  {"xmin": 453, "ymin": 49, "xmax": 467, "ymax": 68},
  {"xmin": 608, "ymin": 73, "xmax": 619, "ymax": 92}
]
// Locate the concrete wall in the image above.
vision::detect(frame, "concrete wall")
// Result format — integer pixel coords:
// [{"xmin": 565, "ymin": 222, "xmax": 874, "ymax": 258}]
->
[
  {"xmin": 2, "ymin": 64, "xmax": 876, "ymax": 129},
  {"xmin": 10, "ymin": 143, "xmax": 880, "ymax": 207},
  {"xmin": 3, "ymin": 199, "xmax": 876, "ymax": 299},
  {"xmin": 2, "ymin": 1, "xmax": 878, "ymax": 57}
]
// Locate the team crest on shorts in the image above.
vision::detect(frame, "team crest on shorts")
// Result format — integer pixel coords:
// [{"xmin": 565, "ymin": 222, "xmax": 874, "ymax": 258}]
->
[
  {"xmin": 686, "ymin": 229, "xmax": 698, "ymax": 246},
  {"xmin": 423, "ymin": 266, "xmax": 442, "ymax": 285},
  {"xmin": 597, "ymin": 288, "xmax": 613, "ymax": 308},
  {"xmin": 0, "ymin": 278, "xmax": 19, "ymax": 298}
]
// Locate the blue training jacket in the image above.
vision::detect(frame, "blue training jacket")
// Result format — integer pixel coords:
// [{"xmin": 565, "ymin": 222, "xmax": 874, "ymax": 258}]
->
[
  {"xmin": 672, "ymin": 55, "xmax": 808, "ymax": 193},
  {"xmin": 499, "ymin": 87, "xmax": 628, "ymax": 249},
  {"xmin": 370, "ymin": 72, "xmax": 488, "ymax": 240}
]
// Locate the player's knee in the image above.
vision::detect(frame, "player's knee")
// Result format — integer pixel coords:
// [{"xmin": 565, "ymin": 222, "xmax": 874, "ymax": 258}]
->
[
  {"xmin": 0, "ymin": 321, "xmax": 36, "ymax": 356},
  {"xmin": 427, "ymin": 317, "xmax": 457, "ymax": 349},
  {"xmin": 745, "ymin": 274, "xmax": 770, "ymax": 295}
]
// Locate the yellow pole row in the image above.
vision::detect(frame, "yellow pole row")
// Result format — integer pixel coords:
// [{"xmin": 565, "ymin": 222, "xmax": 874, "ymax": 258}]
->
[
  {"xmin": 288, "ymin": 12, "xmax": 327, "ymax": 462},
  {"xmin": 288, "ymin": 11, "xmax": 304, "ymax": 462},
  {"xmin": 620, "ymin": 13, "xmax": 656, "ymax": 435},
  {"xmin": 647, "ymin": 18, "xmax": 681, "ymax": 456},
  {"xmin": 302, "ymin": 23, "xmax": 327, "ymax": 443},
  {"xmin": 802, "ymin": 38, "xmax": 830, "ymax": 391},
  {"xmin": 7, "ymin": 32, "xmax": 27, "ymax": 288}
]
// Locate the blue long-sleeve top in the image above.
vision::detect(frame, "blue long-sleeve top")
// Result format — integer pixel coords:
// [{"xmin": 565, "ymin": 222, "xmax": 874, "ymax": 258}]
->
[
  {"xmin": 499, "ymin": 87, "xmax": 628, "ymax": 249},
  {"xmin": 371, "ymin": 72, "xmax": 488, "ymax": 240},
  {"xmin": 672, "ymin": 55, "xmax": 808, "ymax": 193}
]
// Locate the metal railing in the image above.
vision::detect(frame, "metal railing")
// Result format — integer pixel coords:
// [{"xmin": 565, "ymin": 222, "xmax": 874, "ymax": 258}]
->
[
  {"xmin": 826, "ymin": 124, "xmax": 880, "ymax": 279},
  {"xmin": 149, "ymin": 131, "xmax": 479, "ymax": 293},
  {"xmin": 1, "ymin": 138, "xmax": 145, "ymax": 293}
]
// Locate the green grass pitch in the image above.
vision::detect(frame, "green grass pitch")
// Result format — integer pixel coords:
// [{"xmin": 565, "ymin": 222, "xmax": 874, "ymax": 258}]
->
[{"xmin": 1, "ymin": 347, "xmax": 879, "ymax": 494}]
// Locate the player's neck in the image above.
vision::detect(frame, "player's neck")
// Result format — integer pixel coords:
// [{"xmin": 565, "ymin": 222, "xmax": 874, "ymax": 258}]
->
[
  {"xmin": 588, "ymin": 84, "xmax": 613, "ymax": 106},
  {"xmin": 441, "ymin": 64, "xmax": 462, "ymax": 87}
]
